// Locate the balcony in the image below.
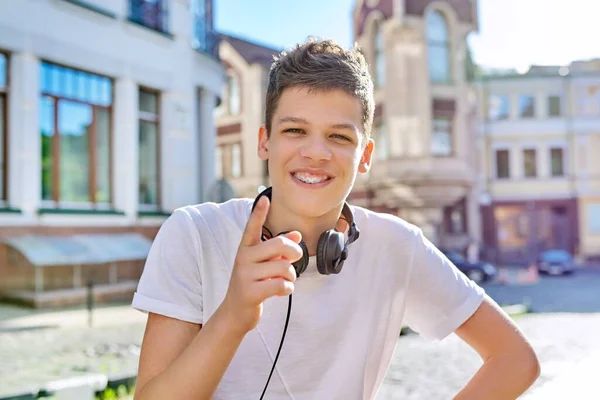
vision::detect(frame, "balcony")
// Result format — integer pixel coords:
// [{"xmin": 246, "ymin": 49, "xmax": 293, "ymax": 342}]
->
[{"xmin": 357, "ymin": 156, "xmax": 477, "ymax": 208}]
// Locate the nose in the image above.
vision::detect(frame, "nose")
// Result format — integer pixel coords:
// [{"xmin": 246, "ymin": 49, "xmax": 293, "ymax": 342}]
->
[{"xmin": 299, "ymin": 135, "xmax": 332, "ymax": 161}]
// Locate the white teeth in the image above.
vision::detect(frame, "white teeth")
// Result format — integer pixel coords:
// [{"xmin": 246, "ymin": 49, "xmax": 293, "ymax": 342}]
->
[{"xmin": 293, "ymin": 172, "xmax": 329, "ymax": 184}]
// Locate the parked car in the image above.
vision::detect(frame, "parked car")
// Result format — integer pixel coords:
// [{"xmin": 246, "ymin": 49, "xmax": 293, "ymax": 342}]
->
[
  {"xmin": 534, "ymin": 249, "xmax": 576, "ymax": 276},
  {"xmin": 441, "ymin": 250, "xmax": 497, "ymax": 283}
]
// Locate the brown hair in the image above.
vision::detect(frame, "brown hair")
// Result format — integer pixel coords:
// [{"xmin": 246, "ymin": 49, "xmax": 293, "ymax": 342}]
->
[{"xmin": 265, "ymin": 38, "xmax": 375, "ymax": 139}]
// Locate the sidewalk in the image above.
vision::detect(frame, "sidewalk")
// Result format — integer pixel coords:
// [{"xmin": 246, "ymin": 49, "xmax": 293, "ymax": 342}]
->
[
  {"xmin": 0, "ymin": 303, "xmax": 146, "ymax": 332},
  {"xmin": 523, "ymin": 350, "xmax": 600, "ymax": 399}
]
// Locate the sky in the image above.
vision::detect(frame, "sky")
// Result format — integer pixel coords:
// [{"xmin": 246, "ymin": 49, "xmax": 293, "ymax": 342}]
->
[{"xmin": 214, "ymin": 0, "xmax": 600, "ymax": 71}]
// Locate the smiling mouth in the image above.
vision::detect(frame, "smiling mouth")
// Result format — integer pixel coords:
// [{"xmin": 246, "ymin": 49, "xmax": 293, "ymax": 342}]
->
[{"xmin": 291, "ymin": 171, "xmax": 333, "ymax": 184}]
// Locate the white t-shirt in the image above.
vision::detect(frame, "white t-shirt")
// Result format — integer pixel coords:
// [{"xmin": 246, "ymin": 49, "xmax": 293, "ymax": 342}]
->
[{"xmin": 132, "ymin": 198, "xmax": 485, "ymax": 400}]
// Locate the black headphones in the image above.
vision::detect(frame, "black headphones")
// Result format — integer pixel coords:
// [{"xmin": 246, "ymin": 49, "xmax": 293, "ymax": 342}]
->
[{"xmin": 251, "ymin": 186, "xmax": 360, "ymax": 277}]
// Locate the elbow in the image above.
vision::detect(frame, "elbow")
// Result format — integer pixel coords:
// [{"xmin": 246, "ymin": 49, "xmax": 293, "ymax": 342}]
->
[{"xmin": 520, "ymin": 347, "xmax": 541, "ymax": 386}]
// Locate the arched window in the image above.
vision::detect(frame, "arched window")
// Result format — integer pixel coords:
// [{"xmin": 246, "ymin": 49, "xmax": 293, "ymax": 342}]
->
[
  {"xmin": 426, "ymin": 10, "xmax": 450, "ymax": 83},
  {"xmin": 374, "ymin": 23, "xmax": 385, "ymax": 87},
  {"xmin": 227, "ymin": 72, "xmax": 240, "ymax": 115}
]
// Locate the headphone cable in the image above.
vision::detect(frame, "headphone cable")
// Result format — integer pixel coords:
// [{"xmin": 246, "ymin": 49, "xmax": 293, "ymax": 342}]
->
[{"xmin": 259, "ymin": 293, "xmax": 292, "ymax": 399}]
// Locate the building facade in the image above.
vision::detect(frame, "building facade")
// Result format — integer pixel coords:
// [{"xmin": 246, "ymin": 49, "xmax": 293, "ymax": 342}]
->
[
  {"xmin": 0, "ymin": 0, "xmax": 223, "ymax": 305},
  {"xmin": 214, "ymin": 34, "xmax": 280, "ymax": 199},
  {"xmin": 349, "ymin": 0, "xmax": 482, "ymax": 250},
  {"xmin": 475, "ymin": 61, "xmax": 600, "ymax": 264}
]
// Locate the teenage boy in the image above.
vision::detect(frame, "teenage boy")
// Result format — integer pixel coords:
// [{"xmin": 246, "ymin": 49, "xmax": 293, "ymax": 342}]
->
[{"xmin": 131, "ymin": 39, "xmax": 540, "ymax": 400}]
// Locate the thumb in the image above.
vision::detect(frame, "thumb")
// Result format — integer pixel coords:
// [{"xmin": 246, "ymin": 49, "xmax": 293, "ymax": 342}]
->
[{"xmin": 282, "ymin": 230, "xmax": 302, "ymax": 245}]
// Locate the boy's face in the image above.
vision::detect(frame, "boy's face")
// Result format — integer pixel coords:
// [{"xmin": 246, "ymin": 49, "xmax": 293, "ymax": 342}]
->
[{"xmin": 257, "ymin": 86, "xmax": 374, "ymax": 217}]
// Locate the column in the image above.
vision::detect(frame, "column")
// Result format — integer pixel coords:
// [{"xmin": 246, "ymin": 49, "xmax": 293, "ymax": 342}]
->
[
  {"xmin": 112, "ymin": 78, "xmax": 139, "ymax": 221},
  {"xmin": 8, "ymin": 53, "xmax": 40, "ymax": 215},
  {"xmin": 197, "ymin": 88, "xmax": 217, "ymax": 202}
]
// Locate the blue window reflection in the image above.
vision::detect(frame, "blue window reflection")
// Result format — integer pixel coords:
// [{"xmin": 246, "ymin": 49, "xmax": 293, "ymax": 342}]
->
[
  {"xmin": 0, "ymin": 53, "xmax": 6, "ymax": 89},
  {"xmin": 40, "ymin": 62, "xmax": 112, "ymax": 106}
]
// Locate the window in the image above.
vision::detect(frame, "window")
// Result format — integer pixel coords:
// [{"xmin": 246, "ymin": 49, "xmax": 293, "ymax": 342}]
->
[
  {"xmin": 231, "ymin": 143, "xmax": 241, "ymax": 178},
  {"xmin": 191, "ymin": 0, "xmax": 216, "ymax": 55},
  {"xmin": 374, "ymin": 23, "xmax": 385, "ymax": 88},
  {"xmin": 374, "ymin": 121, "xmax": 389, "ymax": 160},
  {"xmin": 488, "ymin": 95, "xmax": 509, "ymax": 120},
  {"xmin": 0, "ymin": 52, "xmax": 7, "ymax": 203},
  {"xmin": 40, "ymin": 62, "xmax": 112, "ymax": 206},
  {"xmin": 139, "ymin": 88, "xmax": 160, "ymax": 209},
  {"xmin": 129, "ymin": 0, "xmax": 169, "ymax": 33},
  {"xmin": 444, "ymin": 197, "xmax": 467, "ymax": 234},
  {"xmin": 495, "ymin": 149, "xmax": 510, "ymax": 179},
  {"xmin": 218, "ymin": 142, "xmax": 242, "ymax": 178},
  {"xmin": 227, "ymin": 72, "xmax": 240, "ymax": 115},
  {"xmin": 426, "ymin": 10, "xmax": 450, "ymax": 83},
  {"xmin": 589, "ymin": 204, "xmax": 600, "ymax": 233},
  {"xmin": 519, "ymin": 95, "xmax": 535, "ymax": 118},
  {"xmin": 548, "ymin": 95, "xmax": 561, "ymax": 117},
  {"xmin": 431, "ymin": 117, "xmax": 452, "ymax": 156},
  {"xmin": 523, "ymin": 148, "xmax": 537, "ymax": 177},
  {"xmin": 215, "ymin": 145, "xmax": 223, "ymax": 178},
  {"xmin": 550, "ymin": 148, "xmax": 564, "ymax": 177}
]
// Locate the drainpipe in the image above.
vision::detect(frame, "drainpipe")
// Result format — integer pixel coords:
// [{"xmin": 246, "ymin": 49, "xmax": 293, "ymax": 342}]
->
[{"xmin": 563, "ymin": 70, "xmax": 578, "ymax": 257}]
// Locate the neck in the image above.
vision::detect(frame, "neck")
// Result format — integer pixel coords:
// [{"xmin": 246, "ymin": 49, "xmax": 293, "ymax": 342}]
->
[{"xmin": 264, "ymin": 193, "xmax": 347, "ymax": 256}]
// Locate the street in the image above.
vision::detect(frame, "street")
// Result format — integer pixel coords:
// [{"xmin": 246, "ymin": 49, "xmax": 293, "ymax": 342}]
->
[
  {"xmin": 378, "ymin": 268, "xmax": 600, "ymax": 399},
  {"xmin": 1, "ymin": 269, "xmax": 599, "ymax": 398}
]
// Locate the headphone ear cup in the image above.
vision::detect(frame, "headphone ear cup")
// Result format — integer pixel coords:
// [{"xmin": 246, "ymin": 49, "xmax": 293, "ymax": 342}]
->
[
  {"xmin": 316, "ymin": 230, "xmax": 345, "ymax": 275},
  {"xmin": 292, "ymin": 240, "xmax": 309, "ymax": 277}
]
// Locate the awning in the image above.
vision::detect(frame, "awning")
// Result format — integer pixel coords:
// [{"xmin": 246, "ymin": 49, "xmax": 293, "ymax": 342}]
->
[{"xmin": 2, "ymin": 233, "xmax": 153, "ymax": 267}]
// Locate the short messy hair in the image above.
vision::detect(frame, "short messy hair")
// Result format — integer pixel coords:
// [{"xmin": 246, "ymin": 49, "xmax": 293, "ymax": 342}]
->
[{"xmin": 265, "ymin": 37, "xmax": 375, "ymax": 139}]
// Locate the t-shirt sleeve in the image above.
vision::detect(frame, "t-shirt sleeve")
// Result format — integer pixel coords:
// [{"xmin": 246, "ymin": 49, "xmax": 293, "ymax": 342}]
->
[
  {"xmin": 131, "ymin": 208, "xmax": 204, "ymax": 324},
  {"xmin": 403, "ymin": 228, "xmax": 485, "ymax": 341}
]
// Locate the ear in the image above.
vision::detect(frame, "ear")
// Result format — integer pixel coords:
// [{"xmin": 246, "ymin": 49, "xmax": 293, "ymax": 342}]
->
[
  {"xmin": 257, "ymin": 124, "xmax": 269, "ymax": 161},
  {"xmin": 358, "ymin": 138, "xmax": 374, "ymax": 173}
]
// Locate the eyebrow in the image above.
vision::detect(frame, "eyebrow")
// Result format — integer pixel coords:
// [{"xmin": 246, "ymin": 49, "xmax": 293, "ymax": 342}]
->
[{"xmin": 278, "ymin": 116, "xmax": 357, "ymax": 131}]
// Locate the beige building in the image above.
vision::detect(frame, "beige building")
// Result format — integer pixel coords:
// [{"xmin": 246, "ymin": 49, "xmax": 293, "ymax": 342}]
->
[
  {"xmin": 214, "ymin": 34, "xmax": 278, "ymax": 199},
  {"xmin": 475, "ymin": 61, "xmax": 600, "ymax": 264},
  {"xmin": 349, "ymin": 0, "xmax": 481, "ymax": 250},
  {"xmin": 214, "ymin": 1, "xmax": 481, "ymax": 252}
]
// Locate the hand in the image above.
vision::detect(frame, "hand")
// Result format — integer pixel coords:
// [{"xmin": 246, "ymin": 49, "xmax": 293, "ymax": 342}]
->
[{"xmin": 218, "ymin": 195, "xmax": 303, "ymax": 335}]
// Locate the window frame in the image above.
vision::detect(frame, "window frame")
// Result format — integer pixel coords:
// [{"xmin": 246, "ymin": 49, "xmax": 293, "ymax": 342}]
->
[
  {"xmin": 373, "ymin": 21, "xmax": 385, "ymax": 88},
  {"xmin": 431, "ymin": 115, "xmax": 454, "ymax": 157},
  {"xmin": 226, "ymin": 70, "xmax": 241, "ymax": 116},
  {"xmin": 138, "ymin": 86, "xmax": 162, "ymax": 211},
  {"xmin": 128, "ymin": 0, "xmax": 169, "ymax": 34},
  {"xmin": 518, "ymin": 95, "xmax": 536, "ymax": 118},
  {"xmin": 522, "ymin": 148, "xmax": 537, "ymax": 178},
  {"xmin": 494, "ymin": 148, "xmax": 510, "ymax": 179},
  {"xmin": 218, "ymin": 141, "xmax": 243, "ymax": 179},
  {"xmin": 547, "ymin": 95, "xmax": 562, "ymax": 117},
  {"xmin": 426, "ymin": 10, "xmax": 451, "ymax": 84},
  {"xmin": 0, "ymin": 51, "xmax": 9, "ymax": 204},
  {"xmin": 549, "ymin": 147, "xmax": 565, "ymax": 177},
  {"xmin": 487, "ymin": 94, "xmax": 510, "ymax": 121},
  {"xmin": 39, "ymin": 60, "xmax": 114, "ymax": 209},
  {"xmin": 588, "ymin": 203, "xmax": 600, "ymax": 234}
]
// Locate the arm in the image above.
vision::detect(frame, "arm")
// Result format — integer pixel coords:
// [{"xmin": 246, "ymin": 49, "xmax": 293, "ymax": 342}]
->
[
  {"xmin": 453, "ymin": 295, "xmax": 540, "ymax": 399},
  {"xmin": 134, "ymin": 309, "xmax": 245, "ymax": 400},
  {"xmin": 133, "ymin": 196, "xmax": 303, "ymax": 399}
]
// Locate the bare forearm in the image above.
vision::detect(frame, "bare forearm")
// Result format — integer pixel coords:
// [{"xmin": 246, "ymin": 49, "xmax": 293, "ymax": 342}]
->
[
  {"xmin": 454, "ymin": 353, "xmax": 540, "ymax": 400},
  {"xmin": 134, "ymin": 309, "xmax": 245, "ymax": 400}
]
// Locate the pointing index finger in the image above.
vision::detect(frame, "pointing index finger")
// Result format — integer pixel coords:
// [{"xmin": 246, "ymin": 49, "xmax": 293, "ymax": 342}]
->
[{"xmin": 241, "ymin": 195, "xmax": 270, "ymax": 247}]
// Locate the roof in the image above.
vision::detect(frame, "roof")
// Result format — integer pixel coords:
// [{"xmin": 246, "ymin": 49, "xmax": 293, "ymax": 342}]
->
[
  {"xmin": 3, "ymin": 233, "xmax": 153, "ymax": 267},
  {"xmin": 219, "ymin": 33, "xmax": 282, "ymax": 68},
  {"xmin": 477, "ymin": 59, "xmax": 600, "ymax": 82}
]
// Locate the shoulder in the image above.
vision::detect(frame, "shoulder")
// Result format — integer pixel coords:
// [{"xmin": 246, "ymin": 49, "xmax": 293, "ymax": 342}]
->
[{"xmin": 349, "ymin": 205, "xmax": 422, "ymax": 245}]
